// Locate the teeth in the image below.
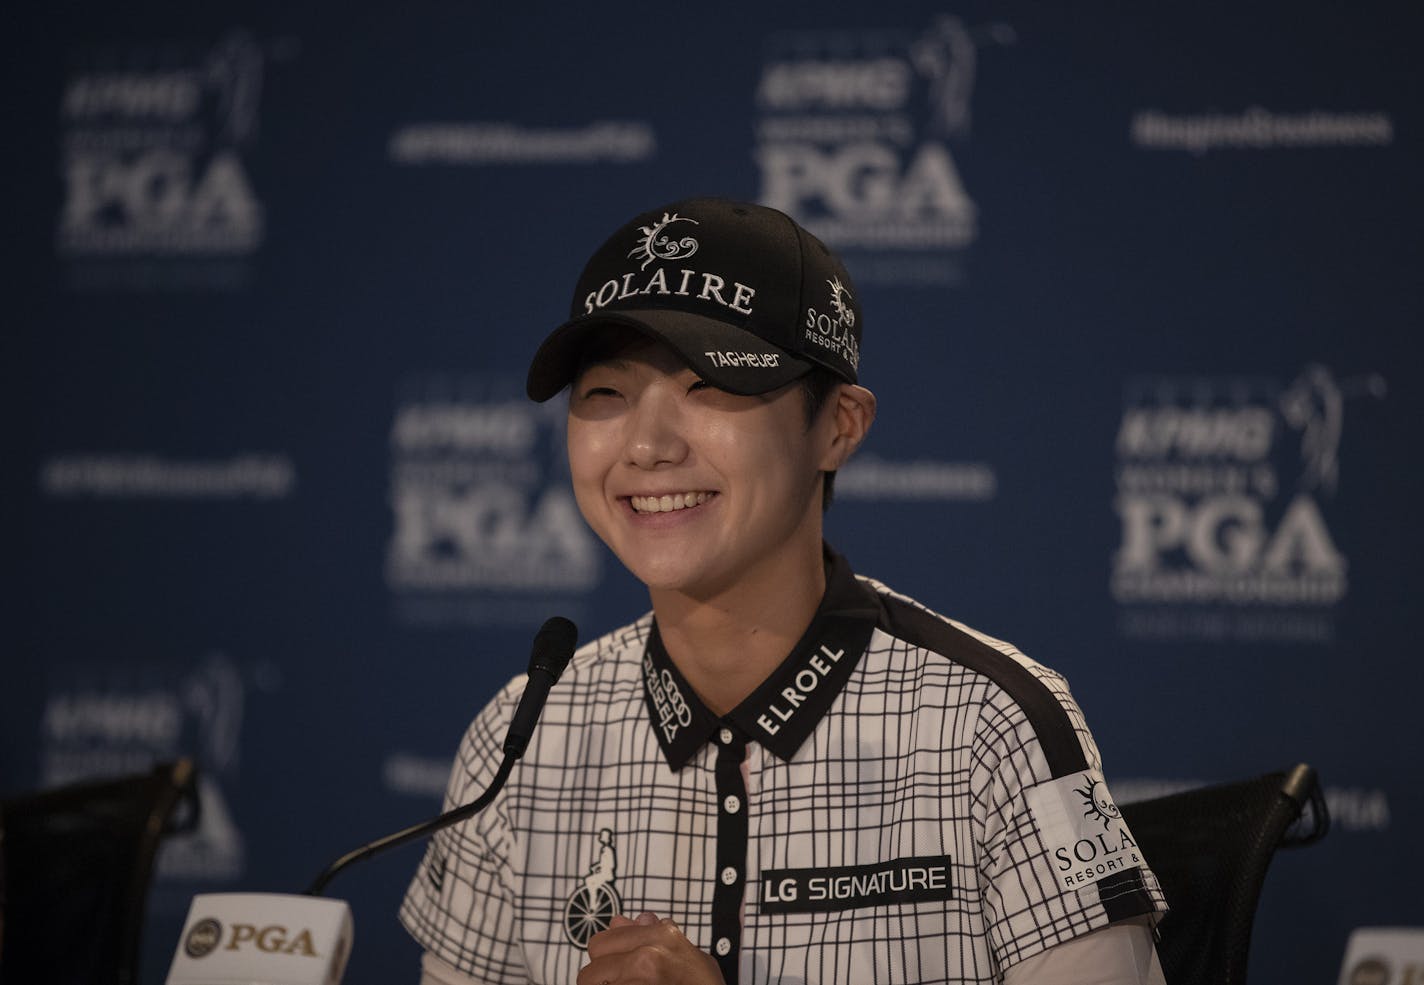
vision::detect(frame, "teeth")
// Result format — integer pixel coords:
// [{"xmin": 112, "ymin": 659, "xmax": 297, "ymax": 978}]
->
[{"xmin": 631, "ymin": 491, "xmax": 712, "ymax": 514}]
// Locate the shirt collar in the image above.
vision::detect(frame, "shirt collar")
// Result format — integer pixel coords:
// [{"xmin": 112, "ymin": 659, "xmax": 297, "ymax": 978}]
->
[{"xmin": 640, "ymin": 546, "xmax": 881, "ymax": 769}]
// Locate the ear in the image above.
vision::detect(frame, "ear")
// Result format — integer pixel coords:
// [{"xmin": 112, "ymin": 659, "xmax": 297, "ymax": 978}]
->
[{"xmin": 817, "ymin": 384, "xmax": 876, "ymax": 471}]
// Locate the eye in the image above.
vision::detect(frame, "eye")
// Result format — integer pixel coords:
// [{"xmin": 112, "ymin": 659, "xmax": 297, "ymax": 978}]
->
[
  {"xmin": 578, "ymin": 385, "xmax": 620, "ymax": 399},
  {"xmin": 687, "ymin": 379, "xmax": 711, "ymax": 392}
]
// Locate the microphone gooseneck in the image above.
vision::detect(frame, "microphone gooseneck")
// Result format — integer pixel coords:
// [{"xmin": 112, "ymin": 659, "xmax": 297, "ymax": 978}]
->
[{"xmin": 304, "ymin": 616, "xmax": 578, "ymax": 896}]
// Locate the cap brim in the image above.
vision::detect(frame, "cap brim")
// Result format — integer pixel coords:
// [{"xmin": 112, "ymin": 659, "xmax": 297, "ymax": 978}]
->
[{"xmin": 526, "ymin": 309, "xmax": 813, "ymax": 402}]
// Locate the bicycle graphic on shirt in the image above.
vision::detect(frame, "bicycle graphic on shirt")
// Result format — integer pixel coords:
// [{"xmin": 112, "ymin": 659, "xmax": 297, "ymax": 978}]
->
[{"xmin": 563, "ymin": 828, "xmax": 622, "ymax": 948}]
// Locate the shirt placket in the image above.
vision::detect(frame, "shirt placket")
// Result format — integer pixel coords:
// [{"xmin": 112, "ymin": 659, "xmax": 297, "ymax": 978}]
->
[{"xmin": 711, "ymin": 724, "xmax": 748, "ymax": 984}]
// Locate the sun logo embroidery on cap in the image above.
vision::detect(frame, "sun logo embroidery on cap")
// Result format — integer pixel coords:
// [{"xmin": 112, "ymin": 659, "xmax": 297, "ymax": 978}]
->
[
  {"xmin": 563, "ymin": 828, "xmax": 623, "ymax": 948},
  {"xmin": 827, "ymin": 276, "xmax": 855, "ymax": 328},
  {"xmin": 1074, "ymin": 774, "xmax": 1123, "ymax": 831},
  {"xmin": 629, "ymin": 212, "xmax": 699, "ymax": 270}
]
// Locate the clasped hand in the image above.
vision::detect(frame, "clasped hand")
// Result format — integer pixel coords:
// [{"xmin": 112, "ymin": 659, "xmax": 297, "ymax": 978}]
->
[{"xmin": 576, "ymin": 911, "xmax": 726, "ymax": 985}]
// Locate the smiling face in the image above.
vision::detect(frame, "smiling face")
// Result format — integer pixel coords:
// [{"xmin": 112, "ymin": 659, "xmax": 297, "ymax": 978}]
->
[{"xmin": 566, "ymin": 334, "xmax": 836, "ymax": 602}]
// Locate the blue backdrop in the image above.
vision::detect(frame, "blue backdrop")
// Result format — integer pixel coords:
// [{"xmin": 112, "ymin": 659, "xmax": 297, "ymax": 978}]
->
[{"xmin": 7, "ymin": 2, "xmax": 1421, "ymax": 982}]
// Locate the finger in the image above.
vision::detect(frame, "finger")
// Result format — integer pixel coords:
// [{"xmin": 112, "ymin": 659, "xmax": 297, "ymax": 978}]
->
[
  {"xmin": 580, "ymin": 932, "xmax": 725, "ymax": 985},
  {"xmin": 635, "ymin": 911, "xmax": 659, "ymax": 926},
  {"xmin": 578, "ymin": 945, "xmax": 673, "ymax": 985},
  {"xmin": 576, "ymin": 953, "xmax": 622, "ymax": 985},
  {"xmin": 585, "ymin": 920, "xmax": 647, "ymax": 959},
  {"xmin": 585, "ymin": 919, "xmax": 679, "ymax": 960}
]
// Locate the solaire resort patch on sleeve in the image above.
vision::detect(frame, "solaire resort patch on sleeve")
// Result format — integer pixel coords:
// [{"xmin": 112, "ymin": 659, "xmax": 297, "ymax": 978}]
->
[{"xmin": 1024, "ymin": 770, "xmax": 1145, "ymax": 890}]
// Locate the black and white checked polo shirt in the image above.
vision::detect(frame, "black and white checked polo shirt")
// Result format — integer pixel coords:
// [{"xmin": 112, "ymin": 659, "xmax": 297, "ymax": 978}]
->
[{"xmin": 400, "ymin": 547, "xmax": 1166, "ymax": 984}]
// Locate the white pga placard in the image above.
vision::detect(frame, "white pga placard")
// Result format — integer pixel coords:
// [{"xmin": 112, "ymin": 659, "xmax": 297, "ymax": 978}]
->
[
  {"xmin": 165, "ymin": 893, "xmax": 352, "ymax": 985},
  {"xmin": 1337, "ymin": 927, "xmax": 1424, "ymax": 985}
]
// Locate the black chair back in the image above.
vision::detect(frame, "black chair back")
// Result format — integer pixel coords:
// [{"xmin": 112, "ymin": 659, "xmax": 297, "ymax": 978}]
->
[
  {"xmin": 0, "ymin": 759, "xmax": 199, "ymax": 985},
  {"xmin": 1120, "ymin": 763, "xmax": 1328, "ymax": 985}
]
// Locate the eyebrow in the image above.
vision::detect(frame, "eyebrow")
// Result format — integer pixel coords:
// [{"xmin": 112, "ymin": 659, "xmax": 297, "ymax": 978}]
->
[
  {"xmin": 571, "ymin": 358, "xmax": 632, "ymax": 387},
  {"xmin": 581, "ymin": 357, "xmax": 631, "ymax": 372}
]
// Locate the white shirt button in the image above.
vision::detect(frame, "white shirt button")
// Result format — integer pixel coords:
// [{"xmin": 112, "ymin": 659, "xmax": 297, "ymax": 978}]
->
[
  {"xmin": 715, "ymin": 937, "xmax": 732, "ymax": 956},
  {"xmin": 720, "ymin": 866, "xmax": 737, "ymax": 885},
  {"xmin": 723, "ymin": 795, "xmax": 741, "ymax": 814},
  {"xmin": 718, "ymin": 727, "xmax": 734, "ymax": 745}
]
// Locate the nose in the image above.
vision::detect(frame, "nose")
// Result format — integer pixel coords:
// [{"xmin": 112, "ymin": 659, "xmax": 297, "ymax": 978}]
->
[{"xmin": 625, "ymin": 385, "xmax": 688, "ymax": 470}]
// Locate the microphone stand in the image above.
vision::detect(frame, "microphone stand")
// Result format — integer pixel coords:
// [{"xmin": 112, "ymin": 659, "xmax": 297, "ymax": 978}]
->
[
  {"xmin": 304, "ymin": 615, "xmax": 578, "ymax": 897},
  {"xmin": 305, "ymin": 754, "xmax": 515, "ymax": 896}
]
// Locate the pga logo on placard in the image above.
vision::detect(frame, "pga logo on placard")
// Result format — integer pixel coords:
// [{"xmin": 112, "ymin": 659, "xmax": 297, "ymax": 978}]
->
[
  {"xmin": 167, "ymin": 893, "xmax": 351, "ymax": 985},
  {"xmin": 184, "ymin": 917, "xmax": 322, "ymax": 959}
]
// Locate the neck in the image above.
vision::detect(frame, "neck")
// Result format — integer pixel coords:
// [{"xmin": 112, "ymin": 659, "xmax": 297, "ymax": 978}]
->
[{"xmin": 650, "ymin": 530, "xmax": 827, "ymax": 716}]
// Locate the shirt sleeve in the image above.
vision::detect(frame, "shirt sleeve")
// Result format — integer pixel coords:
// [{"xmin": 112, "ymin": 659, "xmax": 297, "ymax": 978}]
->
[
  {"xmin": 1002, "ymin": 918, "xmax": 1167, "ymax": 985},
  {"xmin": 975, "ymin": 669, "xmax": 1168, "ymax": 971},
  {"xmin": 420, "ymin": 950, "xmax": 496, "ymax": 985},
  {"xmin": 399, "ymin": 681, "xmax": 529, "ymax": 984}
]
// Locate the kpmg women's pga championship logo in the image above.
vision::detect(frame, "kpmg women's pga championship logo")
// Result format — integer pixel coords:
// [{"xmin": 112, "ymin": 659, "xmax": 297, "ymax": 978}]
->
[
  {"xmin": 1111, "ymin": 365, "xmax": 1385, "ymax": 643},
  {"xmin": 753, "ymin": 15, "xmax": 1014, "ymax": 285},
  {"xmin": 385, "ymin": 376, "xmax": 601, "ymax": 626}
]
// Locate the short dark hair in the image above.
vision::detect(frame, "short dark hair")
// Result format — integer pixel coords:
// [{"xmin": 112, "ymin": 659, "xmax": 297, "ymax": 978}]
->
[{"xmin": 798, "ymin": 368, "xmax": 843, "ymax": 512}]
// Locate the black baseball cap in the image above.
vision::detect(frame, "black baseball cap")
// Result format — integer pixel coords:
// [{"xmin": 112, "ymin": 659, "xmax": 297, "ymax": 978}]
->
[{"xmin": 526, "ymin": 197, "xmax": 863, "ymax": 401}]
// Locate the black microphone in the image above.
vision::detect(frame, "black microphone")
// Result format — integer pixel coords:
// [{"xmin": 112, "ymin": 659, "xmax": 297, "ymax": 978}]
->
[
  {"xmin": 304, "ymin": 616, "xmax": 578, "ymax": 896},
  {"xmin": 504, "ymin": 615, "xmax": 578, "ymax": 759}
]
